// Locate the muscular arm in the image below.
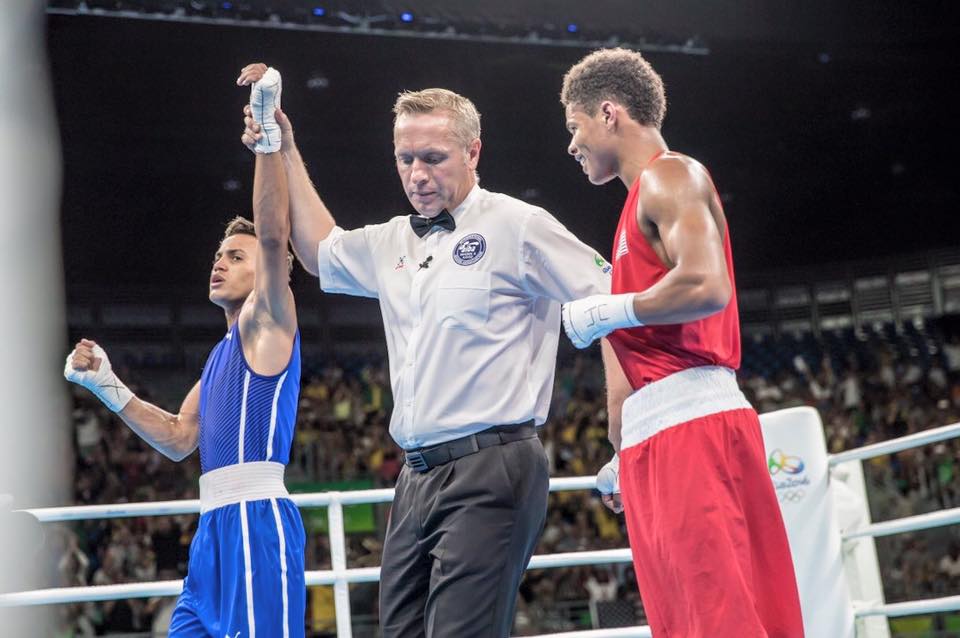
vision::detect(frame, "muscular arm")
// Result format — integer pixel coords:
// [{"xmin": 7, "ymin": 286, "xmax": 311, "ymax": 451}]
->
[
  {"xmin": 629, "ymin": 157, "xmax": 732, "ymax": 324},
  {"xmin": 251, "ymin": 151, "xmax": 296, "ymax": 329},
  {"xmin": 117, "ymin": 381, "xmax": 200, "ymax": 462},
  {"xmin": 238, "ymin": 63, "xmax": 337, "ymax": 276},
  {"xmin": 601, "ymin": 338, "xmax": 631, "ymax": 453},
  {"xmin": 241, "ymin": 144, "xmax": 299, "ymax": 376},
  {"xmin": 65, "ymin": 340, "xmax": 199, "ymax": 461},
  {"xmin": 280, "ymin": 136, "xmax": 337, "ymax": 276}
]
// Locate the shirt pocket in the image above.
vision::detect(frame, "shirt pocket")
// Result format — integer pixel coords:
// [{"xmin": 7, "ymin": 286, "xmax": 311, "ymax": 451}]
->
[{"xmin": 435, "ymin": 271, "xmax": 491, "ymax": 330}]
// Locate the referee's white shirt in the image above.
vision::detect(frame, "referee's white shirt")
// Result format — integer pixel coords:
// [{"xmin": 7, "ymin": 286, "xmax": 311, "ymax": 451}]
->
[{"xmin": 317, "ymin": 185, "xmax": 611, "ymax": 449}]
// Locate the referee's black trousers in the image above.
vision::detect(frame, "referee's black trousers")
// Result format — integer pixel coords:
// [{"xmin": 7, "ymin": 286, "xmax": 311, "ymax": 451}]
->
[{"xmin": 379, "ymin": 435, "xmax": 550, "ymax": 637}]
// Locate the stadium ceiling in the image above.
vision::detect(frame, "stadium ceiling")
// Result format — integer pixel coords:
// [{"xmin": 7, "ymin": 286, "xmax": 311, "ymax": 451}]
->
[
  {"xmin": 46, "ymin": 0, "xmax": 719, "ymax": 54},
  {"xmin": 46, "ymin": 1, "xmax": 728, "ymax": 54},
  {"xmin": 47, "ymin": 1, "xmax": 954, "ymax": 58}
]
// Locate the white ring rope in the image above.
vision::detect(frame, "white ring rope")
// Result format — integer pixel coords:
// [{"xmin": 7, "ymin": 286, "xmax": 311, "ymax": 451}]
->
[
  {"xmin": 0, "ymin": 550, "xmax": 638, "ymax": 607},
  {"xmin": 5, "ymin": 426, "xmax": 960, "ymax": 635},
  {"xmin": 22, "ymin": 478, "xmax": 599, "ymax": 523},
  {"xmin": 828, "ymin": 421, "xmax": 960, "ymax": 465},
  {"xmin": 843, "ymin": 506, "xmax": 960, "ymax": 540},
  {"xmin": 855, "ymin": 595, "xmax": 960, "ymax": 618},
  {"xmin": 529, "ymin": 629, "xmax": 652, "ymax": 638}
]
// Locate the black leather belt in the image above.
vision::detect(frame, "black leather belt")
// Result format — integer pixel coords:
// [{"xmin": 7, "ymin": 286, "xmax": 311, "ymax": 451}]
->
[{"xmin": 403, "ymin": 421, "xmax": 536, "ymax": 473}]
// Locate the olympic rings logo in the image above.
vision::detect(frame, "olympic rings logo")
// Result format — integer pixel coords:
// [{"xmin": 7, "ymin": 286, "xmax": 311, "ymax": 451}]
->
[
  {"xmin": 768, "ymin": 449, "xmax": 805, "ymax": 476},
  {"xmin": 778, "ymin": 489, "xmax": 806, "ymax": 503}
]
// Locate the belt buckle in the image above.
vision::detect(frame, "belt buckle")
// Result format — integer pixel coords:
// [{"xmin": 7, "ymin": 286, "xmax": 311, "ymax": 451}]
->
[{"xmin": 405, "ymin": 451, "xmax": 429, "ymax": 473}]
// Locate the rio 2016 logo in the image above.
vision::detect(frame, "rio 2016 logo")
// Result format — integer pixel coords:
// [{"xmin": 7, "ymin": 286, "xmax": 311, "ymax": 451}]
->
[
  {"xmin": 768, "ymin": 449, "xmax": 805, "ymax": 476},
  {"xmin": 768, "ymin": 449, "xmax": 809, "ymax": 505}
]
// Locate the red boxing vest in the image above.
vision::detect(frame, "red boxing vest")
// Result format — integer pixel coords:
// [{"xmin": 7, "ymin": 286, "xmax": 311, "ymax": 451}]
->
[{"xmin": 608, "ymin": 166, "xmax": 741, "ymax": 390}]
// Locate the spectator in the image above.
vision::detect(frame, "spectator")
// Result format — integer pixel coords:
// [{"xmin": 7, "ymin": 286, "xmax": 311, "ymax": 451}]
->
[{"xmin": 49, "ymin": 324, "xmax": 960, "ymax": 633}]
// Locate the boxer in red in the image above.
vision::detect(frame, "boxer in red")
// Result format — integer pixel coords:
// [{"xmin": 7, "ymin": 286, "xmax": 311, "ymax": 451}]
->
[{"xmin": 559, "ymin": 48, "xmax": 804, "ymax": 638}]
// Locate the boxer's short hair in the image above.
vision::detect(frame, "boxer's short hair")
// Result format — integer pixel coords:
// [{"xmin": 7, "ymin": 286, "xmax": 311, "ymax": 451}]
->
[
  {"xmin": 223, "ymin": 215, "xmax": 294, "ymax": 274},
  {"xmin": 561, "ymin": 48, "xmax": 666, "ymax": 129}
]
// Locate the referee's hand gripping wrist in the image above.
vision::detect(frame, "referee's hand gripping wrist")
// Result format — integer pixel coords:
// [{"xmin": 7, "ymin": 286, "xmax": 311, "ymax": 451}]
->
[
  {"xmin": 561, "ymin": 293, "xmax": 642, "ymax": 349},
  {"xmin": 64, "ymin": 339, "xmax": 133, "ymax": 413}
]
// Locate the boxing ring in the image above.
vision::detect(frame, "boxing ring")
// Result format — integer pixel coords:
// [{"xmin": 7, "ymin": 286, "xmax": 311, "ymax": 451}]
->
[{"xmin": 3, "ymin": 408, "xmax": 960, "ymax": 638}]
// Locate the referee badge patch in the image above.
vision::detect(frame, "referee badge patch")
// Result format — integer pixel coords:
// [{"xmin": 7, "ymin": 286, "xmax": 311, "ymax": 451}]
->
[{"xmin": 453, "ymin": 233, "xmax": 486, "ymax": 266}]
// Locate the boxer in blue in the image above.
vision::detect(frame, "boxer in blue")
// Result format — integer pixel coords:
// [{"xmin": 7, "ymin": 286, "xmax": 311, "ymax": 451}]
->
[{"xmin": 65, "ymin": 70, "xmax": 305, "ymax": 637}]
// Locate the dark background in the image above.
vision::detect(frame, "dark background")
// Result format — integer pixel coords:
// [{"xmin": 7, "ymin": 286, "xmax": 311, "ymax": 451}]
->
[{"xmin": 47, "ymin": 2, "xmax": 960, "ymax": 291}]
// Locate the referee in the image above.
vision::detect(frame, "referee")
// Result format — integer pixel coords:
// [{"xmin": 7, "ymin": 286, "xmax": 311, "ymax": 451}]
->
[{"xmin": 239, "ymin": 64, "xmax": 611, "ymax": 637}]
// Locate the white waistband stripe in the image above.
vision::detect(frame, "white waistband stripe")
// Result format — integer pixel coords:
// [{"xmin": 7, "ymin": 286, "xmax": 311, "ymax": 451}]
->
[
  {"xmin": 238, "ymin": 371, "xmax": 251, "ymax": 464},
  {"xmin": 266, "ymin": 371, "xmax": 288, "ymax": 461},
  {"xmin": 620, "ymin": 366, "xmax": 752, "ymax": 451},
  {"xmin": 240, "ymin": 501, "xmax": 256, "ymax": 638},
  {"xmin": 270, "ymin": 498, "xmax": 291, "ymax": 638},
  {"xmin": 199, "ymin": 461, "xmax": 289, "ymax": 514}
]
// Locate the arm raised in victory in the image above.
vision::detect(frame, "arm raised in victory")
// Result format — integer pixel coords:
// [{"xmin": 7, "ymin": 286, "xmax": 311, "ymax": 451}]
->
[
  {"xmin": 238, "ymin": 63, "xmax": 336, "ymax": 276},
  {"xmin": 64, "ymin": 339, "xmax": 199, "ymax": 461},
  {"xmin": 238, "ymin": 67, "xmax": 298, "ymax": 375}
]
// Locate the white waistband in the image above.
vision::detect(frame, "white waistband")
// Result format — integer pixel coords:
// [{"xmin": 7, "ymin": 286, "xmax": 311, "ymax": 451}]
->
[
  {"xmin": 620, "ymin": 366, "xmax": 753, "ymax": 450},
  {"xmin": 199, "ymin": 461, "xmax": 289, "ymax": 514}
]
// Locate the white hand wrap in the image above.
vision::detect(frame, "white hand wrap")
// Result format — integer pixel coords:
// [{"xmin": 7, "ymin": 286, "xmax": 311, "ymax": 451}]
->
[
  {"xmin": 596, "ymin": 455, "xmax": 620, "ymax": 495},
  {"xmin": 64, "ymin": 344, "xmax": 133, "ymax": 413},
  {"xmin": 561, "ymin": 293, "xmax": 641, "ymax": 349},
  {"xmin": 250, "ymin": 67, "xmax": 282, "ymax": 154}
]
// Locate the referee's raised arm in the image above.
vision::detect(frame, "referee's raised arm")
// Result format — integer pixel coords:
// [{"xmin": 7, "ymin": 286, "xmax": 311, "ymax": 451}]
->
[{"xmin": 239, "ymin": 61, "xmax": 336, "ymax": 277}]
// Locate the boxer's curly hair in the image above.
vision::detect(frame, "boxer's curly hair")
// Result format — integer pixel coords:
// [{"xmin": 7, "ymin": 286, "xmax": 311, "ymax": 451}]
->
[
  {"xmin": 223, "ymin": 216, "xmax": 294, "ymax": 274},
  {"xmin": 561, "ymin": 48, "xmax": 666, "ymax": 129}
]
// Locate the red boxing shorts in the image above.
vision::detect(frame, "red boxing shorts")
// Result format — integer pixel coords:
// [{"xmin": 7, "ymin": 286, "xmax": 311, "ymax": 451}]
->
[{"xmin": 619, "ymin": 366, "xmax": 804, "ymax": 637}]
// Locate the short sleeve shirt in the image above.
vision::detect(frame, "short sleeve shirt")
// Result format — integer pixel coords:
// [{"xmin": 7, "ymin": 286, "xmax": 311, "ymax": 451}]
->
[{"xmin": 317, "ymin": 185, "xmax": 611, "ymax": 449}]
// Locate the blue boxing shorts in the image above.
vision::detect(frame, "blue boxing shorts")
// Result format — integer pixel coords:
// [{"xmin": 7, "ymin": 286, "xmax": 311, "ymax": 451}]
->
[{"xmin": 169, "ymin": 462, "xmax": 306, "ymax": 638}]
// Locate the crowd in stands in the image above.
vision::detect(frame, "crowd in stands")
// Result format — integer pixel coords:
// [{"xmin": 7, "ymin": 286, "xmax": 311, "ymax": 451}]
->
[{"xmin": 43, "ymin": 321, "xmax": 960, "ymax": 636}]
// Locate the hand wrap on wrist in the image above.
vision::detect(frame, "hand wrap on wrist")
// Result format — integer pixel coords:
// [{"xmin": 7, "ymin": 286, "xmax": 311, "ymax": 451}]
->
[
  {"xmin": 596, "ymin": 454, "xmax": 620, "ymax": 495},
  {"xmin": 64, "ymin": 344, "xmax": 133, "ymax": 413},
  {"xmin": 251, "ymin": 67, "xmax": 282, "ymax": 154},
  {"xmin": 561, "ymin": 293, "xmax": 642, "ymax": 349}
]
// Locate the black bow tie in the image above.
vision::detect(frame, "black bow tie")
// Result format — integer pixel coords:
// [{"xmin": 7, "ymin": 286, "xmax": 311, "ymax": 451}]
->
[{"xmin": 409, "ymin": 210, "xmax": 456, "ymax": 238}]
